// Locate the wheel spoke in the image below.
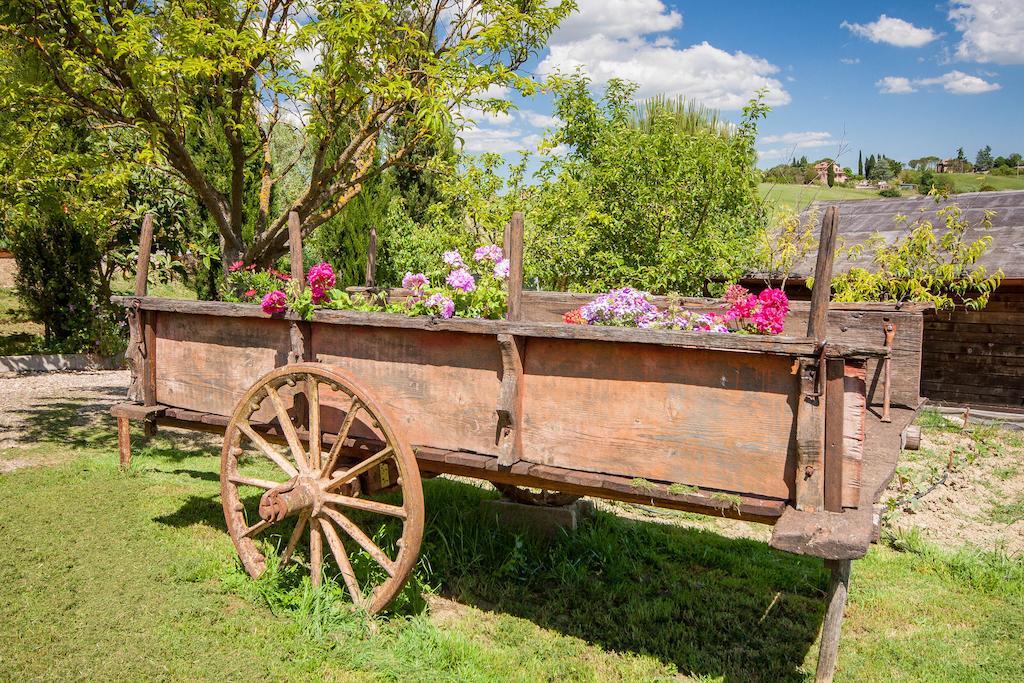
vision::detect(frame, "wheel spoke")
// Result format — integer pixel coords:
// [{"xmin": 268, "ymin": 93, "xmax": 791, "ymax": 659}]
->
[
  {"xmin": 237, "ymin": 422, "xmax": 299, "ymax": 478},
  {"xmin": 321, "ymin": 506, "xmax": 395, "ymax": 577},
  {"xmin": 228, "ymin": 474, "xmax": 282, "ymax": 490},
  {"xmin": 325, "ymin": 446, "xmax": 393, "ymax": 491},
  {"xmin": 265, "ymin": 384, "xmax": 311, "ymax": 474},
  {"xmin": 321, "ymin": 397, "xmax": 362, "ymax": 477},
  {"xmin": 306, "ymin": 375, "xmax": 321, "ymax": 471},
  {"xmin": 320, "ymin": 514, "xmax": 364, "ymax": 606},
  {"xmin": 242, "ymin": 517, "xmax": 274, "ymax": 539},
  {"xmin": 310, "ymin": 518, "xmax": 323, "ymax": 588},
  {"xmin": 280, "ymin": 510, "xmax": 309, "ymax": 569},
  {"xmin": 323, "ymin": 492, "xmax": 406, "ymax": 519}
]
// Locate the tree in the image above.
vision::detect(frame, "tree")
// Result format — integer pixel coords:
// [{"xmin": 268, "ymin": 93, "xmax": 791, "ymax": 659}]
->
[
  {"xmin": 864, "ymin": 154, "xmax": 876, "ymax": 180},
  {"xmin": 0, "ymin": 1, "xmax": 571, "ymax": 268},
  {"xmin": 975, "ymin": 145, "xmax": 994, "ymax": 171},
  {"xmin": 857, "ymin": 150, "xmax": 863, "ymax": 177},
  {"xmin": 827, "ymin": 161, "xmax": 835, "ymax": 187}
]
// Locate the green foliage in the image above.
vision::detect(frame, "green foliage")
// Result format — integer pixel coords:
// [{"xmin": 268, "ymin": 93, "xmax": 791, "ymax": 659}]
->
[
  {"xmin": 630, "ymin": 95, "xmax": 732, "ymax": 137},
  {"xmin": 525, "ymin": 74, "xmax": 770, "ymax": 294},
  {"xmin": 828, "ymin": 199, "xmax": 1003, "ymax": 310},
  {"xmin": 757, "ymin": 206, "xmax": 818, "ymax": 287},
  {"xmin": 826, "ymin": 162, "xmax": 835, "ymax": 188},
  {"xmin": 878, "ymin": 187, "xmax": 901, "ymax": 198},
  {"xmin": 975, "ymin": 145, "xmax": 994, "ymax": 172}
]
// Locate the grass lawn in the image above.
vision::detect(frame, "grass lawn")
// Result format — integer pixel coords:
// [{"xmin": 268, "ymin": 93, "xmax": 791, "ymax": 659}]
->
[
  {"xmin": 941, "ymin": 173, "xmax": 1024, "ymax": 193},
  {"xmin": 758, "ymin": 183, "xmax": 881, "ymax": 213},
  {"xmin": 1, "ymin": 407, "xmax": 1022, "ymax": 681}
]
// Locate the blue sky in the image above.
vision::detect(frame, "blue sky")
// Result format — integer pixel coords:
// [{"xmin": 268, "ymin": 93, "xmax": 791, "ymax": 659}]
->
[{"xmin": 462, "ymin": 0, "xmax": 1022, "ymax": 169}]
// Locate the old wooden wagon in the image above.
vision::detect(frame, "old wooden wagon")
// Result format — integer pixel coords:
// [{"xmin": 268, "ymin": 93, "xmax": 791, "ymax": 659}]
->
[{"xmin": 111, "ymin": 209, "xmax": 923, "ymax": 682}]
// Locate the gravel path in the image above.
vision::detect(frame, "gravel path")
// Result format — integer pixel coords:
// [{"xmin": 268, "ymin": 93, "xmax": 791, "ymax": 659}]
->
[{"xmin": 0, "ymin": 370, "xmax": 129, "ymax": 470}]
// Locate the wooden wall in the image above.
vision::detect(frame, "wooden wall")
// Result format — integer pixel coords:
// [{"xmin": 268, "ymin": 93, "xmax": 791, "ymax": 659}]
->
[{"xmin": 920, "ymin": 283, "xmax": 1024, "ymax": 408}]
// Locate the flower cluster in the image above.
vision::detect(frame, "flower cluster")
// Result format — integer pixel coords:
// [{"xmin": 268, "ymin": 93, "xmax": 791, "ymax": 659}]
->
[
  {"xmin": 565, "ymin": 285, "xmax": 789, "ymax": 335},
  {"xmin": 261, "ymin": 289, "xmax": 287, "ymax": 315},
  {"xmin": 307, "ymin": 262, "xmax": 336, "ymax": 304},
  {"xmin": 402, "ymin": 272, "xmax": 430, "ymax": 291}
]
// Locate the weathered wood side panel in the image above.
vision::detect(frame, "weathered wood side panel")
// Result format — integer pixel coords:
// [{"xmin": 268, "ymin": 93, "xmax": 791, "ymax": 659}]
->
[
  {"xmin": 311, "ymin": 324, "xmax": 504, "ymax": 457},
  {"xmin": 519, "ymin": 291, "xmax": 924, "ymax": 407},
  {"xmin": 155, "ymin": 313, "xmax": 291, "ymax": 416},
  {"xmin": 519, "ymin": 338, "xmax": 800, "ymax": 499},
  {"xmin": 842, "ymin": 363, "xmax": 866, "ymax": 508}
]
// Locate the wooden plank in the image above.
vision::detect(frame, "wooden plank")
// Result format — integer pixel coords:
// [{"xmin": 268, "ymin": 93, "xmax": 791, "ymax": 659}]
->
[
  {"xmin": 144, "ymin": 311, "xmax": 157, "ymax": 406},
  {"xmin": 807, "ymin": 206, "xmax": 839, "ymax": 342},
  {"xmin": 134, "ymin": 213, "xmax": 155, "ymax": 297},
  {"xmin": 519, "ymin": 337, "xmax": 801, "ymax": 499},
  {"xmin": 795, "ymin": 359, "xmax": 825, "ymax": 511},
  {"xmin": 506, "ymin": 211, "xmax": 524, "ymax": 321},
  {"xmin": 842, "ymin": 363, "xmax": 866, "ymax": 508},
  {"xmin": 154, "ymin": 312, "xmax": 291, "ymax": 416},
  {"xmin": 494, "ymin": 334, "xmax": 525, "ymax": 466},
  {"xmin": 114, "ymin": 296, "xmax": 889, "ymax": 359},
  {"xmin": 110, "ymin": 403, "xmax": 166, "ymax": 420},
  {"xmin": 769, "ymin": 506, "xmax": 873, "ymax": 560},
  {"xmin": 823, "ymin": 359, "xmax": 845, "ymax": 512}
]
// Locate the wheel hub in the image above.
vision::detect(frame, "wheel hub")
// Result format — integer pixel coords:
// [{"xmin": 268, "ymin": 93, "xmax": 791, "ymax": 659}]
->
[{"xmin": 258, "ymin": 476, "xmax": 320, "ymax": 522}]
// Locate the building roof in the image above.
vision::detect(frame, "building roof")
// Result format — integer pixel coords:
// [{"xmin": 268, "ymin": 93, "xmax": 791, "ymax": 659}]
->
[{"xmin": 789, "ymin": 190, "xmax": 1024, "ymax": 281}]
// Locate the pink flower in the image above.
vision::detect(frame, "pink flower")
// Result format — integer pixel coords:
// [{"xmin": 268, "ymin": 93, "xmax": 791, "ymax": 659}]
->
[
  {"xmin": 228, "ymin": 260, "xmax": 244, "ymax": 273},
  {"xmin": 442, "ymin": 251, "xmax": 465, "ymax": 268},
  {"xmin": 493, "ymin": 258, "xmax": 510, "ymax": 279},
  {"xmin": 311, "ymin": 285, "xmax": 329, "ymax": 304},
  {"xmin": 752, "ymin": 288, "xmax": 789, "ymax": 335},
  {"xmin": 243, "ymin": 288, "xmax": 257, "ymax": 298},
  {"xmin": 446, "ymin": 268, "xmax": 476, "ymax": 292},
  {"xmin": 402, "ymin": 272, "xmax": 430, "ymax": 291},
  {"xmin": 307, "ymin": 262, "xmax": 335, "ymax": 292},
  {"xmin": 261, "ymin": 290, "xmax": 287, "ymax": 315},
  {"xmin": 425, "ymin": 293, "xmax": 455, "ymax": 319},
  {"xmin": 473, "ymin": 245, "xmax": 503, "ymax": 263},
  {"xmin": 724, "ymin": 284, "xmax": 749, "ymax": 305},
  {"xmin": 245, "ymin": 263, "xmax": 257, "ymax": 271}
]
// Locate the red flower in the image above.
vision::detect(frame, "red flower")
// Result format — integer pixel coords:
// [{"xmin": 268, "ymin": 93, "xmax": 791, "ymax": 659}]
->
[
  {"xmin": 244, "ymin": 289, "xmax": 257, "ymax": 298},
  {"xmin": 562, "ymin": 308, "xmax": 586, "ymax": 324},
  {"xmin": 228, "ymin": 260, "xmax": 244, "ymax": 272}
]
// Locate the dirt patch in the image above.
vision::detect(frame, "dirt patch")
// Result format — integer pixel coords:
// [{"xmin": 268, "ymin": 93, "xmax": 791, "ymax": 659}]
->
[{"xmin": 881, "ymin": 418, "xmax": 1024, "ymax": 555}]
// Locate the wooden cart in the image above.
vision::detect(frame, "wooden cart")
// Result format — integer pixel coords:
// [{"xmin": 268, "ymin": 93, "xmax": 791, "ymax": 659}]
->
[{"xmin": 111, "ymin": 210, "xmax": 923, "ymax": 682}]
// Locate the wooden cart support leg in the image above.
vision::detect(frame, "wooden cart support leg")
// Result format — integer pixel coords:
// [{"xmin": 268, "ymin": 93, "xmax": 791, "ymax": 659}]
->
[
  {"xmin": 816, "ymin": 558, "xmax": 852, "ymax": 683},
  {"xmin": 117, "ymin": 417, "xmax": 132, "ymax": 469}
]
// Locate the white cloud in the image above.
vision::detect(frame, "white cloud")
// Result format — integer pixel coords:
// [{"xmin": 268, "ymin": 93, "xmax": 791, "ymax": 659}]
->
[
  {"xmin": 458, "ymin": 126, "xmax": 540, "ymax": 154},
  {"xmin": 538, "ymin": 1, "xmax": 788, "ymax": 109},
  {"xmin": 760, "ymin": 131, "xmax": 837, "ymax": 149},
  {"xmin": 876, "ymin": 70, "xmax": 1000, "ymax": 94},
  {"xmin": 519, "ymin": 110, "xmax": 560, "ymax": 128},
  {"xmin": 839, "ymin": 57, "xmax": 861, "ymax": 64},
  {"xmin": 551, "ymin": 0, "xmax": 682, "ymax": 43},
  {"xmin": 540, "ymin": 38, "xmax": 790, "ymax": 108},
  {"xmin": 841, "ymin": 14, "xmax": 939, "ymax": 47},
  {"xmin": 949, "ymin": 1, "xmax": 1024, "ymax": 64},
  {"xmin": 876, "ymin": 76, "xmax": 917, "ymax": 94}
]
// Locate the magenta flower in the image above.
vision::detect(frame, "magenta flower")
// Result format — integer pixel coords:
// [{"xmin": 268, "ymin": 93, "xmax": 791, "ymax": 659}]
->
[
  {"xmin": 307, "ymin": 261, "xmax": 336, "ymax": 291},
  {"xmin": 473, "ymin": 245, "xmax": 503, "ymax": 263},
  {"xmin": 446, "ymin": 268, "xmax": 476, "ymax": 292},
  {"xmin": 493, "ymin": 258, "xmax": 510, "ymax": 279},
  {"xmin": 402, "ymin": 272, "xmax": 430, "ymax": 291},
  {"xmin": 261, "ymin": 290, "xmax": 287, "ymax": 315},
  {"xmin": 752, "ymin": 288, "xmax": 789, "ymax": 335},
  {"xmin": 228, "ymin": 260, "xmax": 244, "ymax": 273},
  {"xmin": 442, "ymin": 250, "xmax": 465, "ymax": 268},
  {"xmin": 425, "ymin": 293, "xmax": 455, "ymax": 319}
]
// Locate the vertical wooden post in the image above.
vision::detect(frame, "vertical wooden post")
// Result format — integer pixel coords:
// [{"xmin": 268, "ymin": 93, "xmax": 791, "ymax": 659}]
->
[
  {"xmin": 502, "ymin": 221, "xmax": 512, "ymax": 257},
  {"xmin": 117, "ymin": 417, "xmax": 132, "ymax": 468},
  {"xmin": 365, "ymin": 228, "xmax": 377, "ymax": 288},
  {"xmin": 807, "ymin": 206, "xmax": 839, "ymax": 342},
  {"xmin": 288, "ymin": 211, "xmax": 304, "ymax": 289},
  {"xmin": 816, "ymin": 558, "xmax": 852, "ymax": 683},
  {"xmin": 134, "ymin": 213, "xmax": 155, "ymax": 297},
  {"xmin": 881, "ymin": 321, "xmax": 895, "ymax": 422},
  {"xmin": 823, "ymin": 358, "xmax": 846, "ymax": 512},
  {"xmin": 506, "ymin": 212, "xmax": 524, "ymax": 321}
]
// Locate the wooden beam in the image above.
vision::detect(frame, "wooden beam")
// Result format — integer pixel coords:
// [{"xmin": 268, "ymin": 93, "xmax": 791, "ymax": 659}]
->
[
  {"xmin": 495, "ymin": 334, "xmax": 525, "ymax": 466},
  {"xmin": 134, "ymin": 213, "xmax": 155, "ymax": 297},
  {"xmin": 807, "ymin": 206, "xmax": 839, "ymax": 342},
  {"xmin": 365, "ymin": 227, "xmax": 377, "ymax": 288},
  {"xmin": 288, "ymin": 211, "xmax": 303, "ymax": 289},
  {"xmin": 796, "ymin": 359, "xmax": 825, "ymax": 511},
  {"xmin": 506, "ymin": 211, "xmax": 524, "ymax": 321},
  {"xmin": 816, "ymin": 559, "xmax": 852, "ymax": 683},
  {"xmin": 143, "ymin": 311, "xmax": 157, "ymax": 407},
  {"xmin": 824, "ymin": 358, "xmax": 846, "ymax": 512}
]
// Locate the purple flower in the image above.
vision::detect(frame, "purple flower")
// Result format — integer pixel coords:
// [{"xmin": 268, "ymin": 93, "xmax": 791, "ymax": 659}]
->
[
  {"xmin": 473, "ymin": 245, "xmax": 503, "ymax": 263},
  {"xmin": 425, "ymin": 293, "xmax": 455, "ymax": 319},
  {"xmin": 493, "ymin": 258, "xmax": 510, "ymax": 279},
  {"xmin": 307, "ymin": 262, "xmax": 336, "ymax": 292},
  {"xmin": 402, "ymin": 272, "xmax": 429, "ymax": 291},
  {"xmin": 261, "ymin": 290, "xmax": 287, "ymax": 315},
  {"xmin": 580, "ymin": 288, "xmax": 660, "ymax": 327},
  {"xmin": 446, "ymin": 268, "xmax": 476, "ymax": 292},
  {"xmin": 442, "ymin": 250, "xmax": 465, "ymax": 268}
]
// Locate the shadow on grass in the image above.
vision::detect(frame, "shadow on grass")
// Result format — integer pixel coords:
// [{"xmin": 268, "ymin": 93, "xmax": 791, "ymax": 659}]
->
[{"xmin": 150, "ymin": 468, "xmax": 825, "ymax": 682}]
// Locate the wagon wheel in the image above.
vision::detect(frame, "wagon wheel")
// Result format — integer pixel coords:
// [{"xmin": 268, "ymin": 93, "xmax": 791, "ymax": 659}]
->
[
  {"xmin": 493, "ymin": 483, "xmax": 582, "ymax": 507},
  {"xmin": 220, "ymin": 363, "xmax": 424, "ymax": 614}
]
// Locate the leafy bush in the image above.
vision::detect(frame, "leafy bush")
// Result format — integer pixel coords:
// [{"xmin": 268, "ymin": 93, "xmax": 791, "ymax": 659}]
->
[
  {"xmin": 979, "ymin": 184, "xmax": 997, "ymax": 192},
  {"xmin": 7, "ymin": 201, "xmax": 102, "ymax": 351},
  {"xmin": 878, "ymin": 188, "xmax": 902, "ymax": 198}
]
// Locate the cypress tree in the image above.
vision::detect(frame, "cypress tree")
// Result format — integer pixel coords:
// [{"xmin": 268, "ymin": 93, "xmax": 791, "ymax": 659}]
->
[{"xmin": 857, "ymin": 150, "xmax": 863, "ymax": 176}]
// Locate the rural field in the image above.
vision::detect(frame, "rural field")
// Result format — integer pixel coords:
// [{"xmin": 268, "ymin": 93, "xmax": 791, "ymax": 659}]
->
[{"xmin": 0, "ymin": 377, "xmax": 1021, "ymax": 682}]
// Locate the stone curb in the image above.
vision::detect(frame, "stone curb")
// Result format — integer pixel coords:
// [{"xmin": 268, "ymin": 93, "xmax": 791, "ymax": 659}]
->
[{"xmin": 0, "ymin": 353, "xmax": 125, "ymax": 377}]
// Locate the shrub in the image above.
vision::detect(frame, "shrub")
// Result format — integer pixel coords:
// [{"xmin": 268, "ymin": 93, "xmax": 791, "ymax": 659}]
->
[
  {"xmin": 879, "ymin": 188, "xmax": 902, "ymax": 198},
  {"xmin": 979, "ymin": 184, "xmax": 997, "ymax": 192},
  {"xmin": 8, "ymin": 200, "xmax": 100, "ymax": 350}
]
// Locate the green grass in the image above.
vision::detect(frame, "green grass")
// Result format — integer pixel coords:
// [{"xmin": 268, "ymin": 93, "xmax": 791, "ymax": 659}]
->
[
  {"xmin": 758, "ymin": 183, "xmax": 882, "ymax": 212},
  {"xmin": 941, "ymin": 173, "xmax": 1024, "ymax": 193},
  {"xmin": 1, "ymin": 408, "xmax": 1022, "ymax": 681}
]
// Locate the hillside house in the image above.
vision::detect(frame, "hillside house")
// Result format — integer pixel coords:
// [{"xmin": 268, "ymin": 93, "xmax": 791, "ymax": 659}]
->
[{"xmin": 814, "ymin": 160, "xmax": 847, "ymax": 185}]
